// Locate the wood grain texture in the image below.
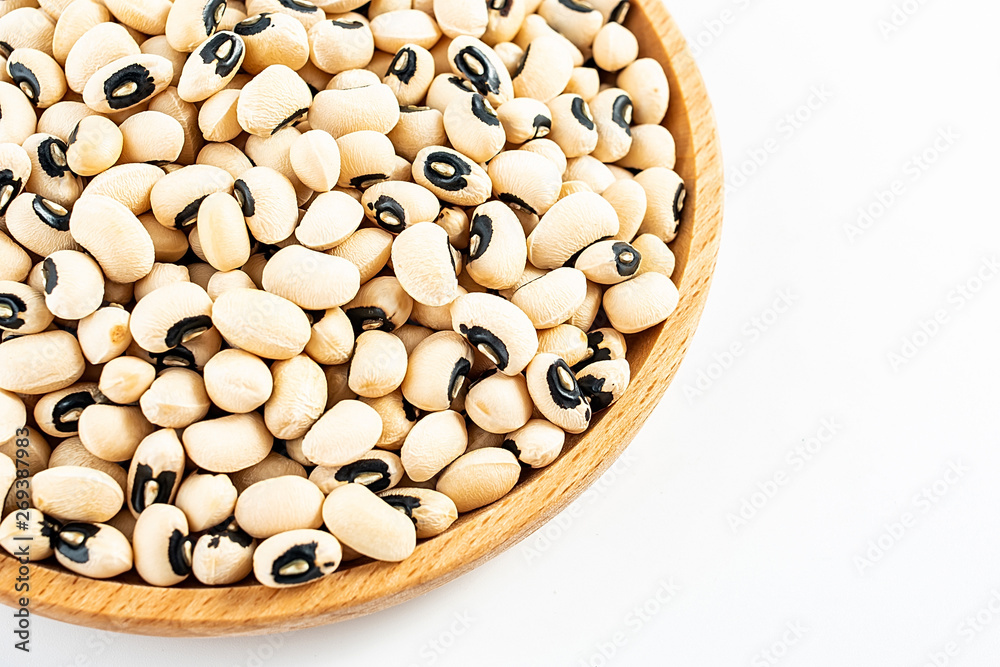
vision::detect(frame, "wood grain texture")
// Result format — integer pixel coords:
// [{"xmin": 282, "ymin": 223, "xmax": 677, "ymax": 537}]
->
[{"xmin": 0, "ymin": 0, "xmax": 724, "ymax": 636}]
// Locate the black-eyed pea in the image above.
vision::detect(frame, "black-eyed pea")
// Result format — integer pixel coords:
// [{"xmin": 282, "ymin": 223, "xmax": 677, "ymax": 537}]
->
[
  {"xmin": 435, "ymin": 446, "xmax": 518, "ymax": 512},
  {"xmin": 310, "ymin": 449, "xmax": 403, "ymax": 494},
  {"xmin": 526, "ymin": 191, "xmax": 618, "ymax": 269},
  {"xmin": 302, "ymin": 399, "xmax": 382, "ymax": 466},
  {"xmin": 220, "ymin": 3, "xmax": 250, "ymax": 31},
  {"xmin": 289, "ymin": 129, "xmax": 341, "ymax": 193},
  {"xmin": 191, "ymin": 517, "xmax": 256, "ymax": 585},
  {"xmin": 139, "ymin": 368, "xmax": 211, "ymax": 428},
  {"xmin": 336, "ymin": 130, "xmax": 396, "ymax": 189},
  {"xmin": 295, "ymin": 190, "xmax": 364, "ymax": 251},
  {"xmin": 496, "ymin": 97, "xmax": 551, "ymax": 145},
  {"xmin": 482, "ymin": 0, "xmax": 527, "ymax": 44},
  {"xmin": 0, "ymin": 507, "xmax": 58, "ymax": 561},
  {"xmin": 253, "ymin": 527, "xmax": 341, "ymax": 588},
  {"xmin": 634, "ymin": 167, "xmax": 685, "ymax": 243},
  {"xmin": 343, "ymin": 277, "xmax": 412, "ymax": 336},
  {"xmin": 387, "ymin": 106, "xmax": 446, "ymax": 164},
  {"xmin": 0, "ymin": 232, "xmax": 31, "ymax": 283},
  {"xmin": 537, "ymin": 323, "xmax": 589, "ymax": 368},
  {"xmin": 308, "ymin": 17, "xmax": 375, "ymax": 75},
  {"xmin": 70, "ymin": 194, "xmax": 155, "ymax": 284},
  {"xmin": 235, "ymin": 12, "xmax": 310, "ymax": 75},
  {"xmin": 574, "ymin": 240, "xmax": 641, "ymax": 285},
  {"xmin": 32, "ymin": 383, "xmax": 102, "ymax": 438},
  {"xmin": 54, "ymin": 520, "xmax": 132, "ymax": 579},
  {"xmin": 126, "ymin": 428, "xmax": 185, "ymax": 517},
  {"xmin": 132, "ymin": 503, "xmax": 192, "ymax": 586},
  {"xmin": 117, "ymin": 110, "xmax": 186, "ymax": 165},
  {"xmin": 236, "ymin": 63, "xmax": 311, "ymax": 136},
  {"xmin": 408, "ymin": 284, "xmax": 465, "ymax": 331},
  {"xmin": 399, "ymin": 409, "xmax": 466, "ymax": 482},
  {"xmin": 197, "ymin": 141, "xmax": 254, "ymax": 179},
  {"xmin": 326, "ymin": 67, "xmax": 381, "ymax": 90},
  {"xmin": 52, "ymin": 0, "xmax": 110, "ymax": 67},
  {"xmin": 425, "ymin": 72, "xmax": 476, "ymax": 114},
  {"xmin": 150, "ymin": 164, "xmax": 235, "ymax": 230},
  {"xmin": 322, "ymin": 482, "xmax": 414, "ymax": 561},
  {"xmin": 603, "ymin": 271, "xmax": 679, "ymax": 334},
  {"xmin": 3, "ymin": 193, "xmax": 76, "ymax": 258},
  {"xmin": 327, "ymin": 227, "xmax": 393, "ymax": 282},
  {"xmin": 232, "ymin": 167, "xmax": 296, "ymax": 245},
  {"xmin": 32, "ymin": 465, "xmax": 123, "ymax": 522},
  {"xmin": 232, "ymin": 448, "xmax": 307, "ymax": 494},
  {"xmin": 264, "ymin": 353, "xmax": 327, "ymax": 439},
  {"xmin": 605, "ymin": 178, "xmax": 647, "ymax": 243},
  {"xmin": 487, "ymin": 149, "xmax": 561, "ymax": 217},
  {"xmin": 392, "ymin": 323, "xmax": 434, "ymax": 356},
  {"xmin": 303, "ymin": 308, "xmax": 354, "ymax": 365},
  {"xmin": 519, "ymin": 137, "xmax": 566, "ymax": 176},
  {"xmin": 198, "ymin": 89, "xmax": 242, "ymax": 143},
  {"xmin": 0, "ymin": 426, "xmax": 49, "ymax": 477},
  {"xmin": 525, "ymin": 352, "xmax": 590, "ymax": 434},
  {"xmin": 23, "ymin": 133, "xmax": 82, "ymax": 207},
  {"xmin": 400, "ymin": 331, "xmax": 473, "ymax": 411},
  {"xmin": 502, "ymin": 418, "xmax": 563, "ymax": 468},
  {"xmin": 0, "ymin": 142, "xmax": 30, "ymax": 216},
  {"xmin": 175, "ymin": 472, "xmax": 238, "ymax": 532},
  {"xmin": 77, "ymin": 306, "xmax": 132, "ymax": 366},
  {"xmin": 434, "ymin": 0, "xmax": 487, "ymax": 38},
  {"xmin": 198, "ymin": 192, "xmax": 252, "ymax": 272},
  {"xmin": 207, "ymin": 269, "xmax": 256, "ymax": 300},
  {"xmin": 453, "ymin": 294, "xmax": 537, "ymax": 377},
  {"xmin": 0, "ymin": 390, "xmax": 25, "ymax": 448},
  {"xmin": 146, "ymin": 88, "xmax": 203, "ymax": 165},
  {"xmin": 593, "ymin": 17, "xmax": 637, "ymax": 70},
  {"xmin": 6, "ymin": 48, "xmax": 65, "ymax": 108},
  {"xmin": 64, "ymin": 22, "xmax": 140, "ymax": 96},
  {"xmin": 558, "ymin": 180, "xmax": 591, "ymax": 200},
  {"xmin": 447, "ymin": 35, "xmax": 512, "ymax": 107},
  {"xmin": 78, "ymin": 404, "xmax": 154, "ymax": 462},
  {"xmin": 576, "ymin": 357, "xmax": 629, "ymax": 412},
  {"xmin": 0, "ymin": 7, "xmax": 54, "ymax": 58},
  {"xmin": 546, "ymin": 93, "xmax": 597, "ymax": 158},
  {"xmin": 129, "ymin": 281, "xmax": 213, "ymax": 354},
  {"xmin": 412, "ymin": 146, "xmax": 492, "ymax": 207},
  {"xmin": 382, "ymin": 44, "xmax": 433, "ymax": 106},
  {"xmin": 618, "ymin": 123, "xmax": 676, "ymax": 172},
  {"xmin": 102, "ymin": 0, "xmax": 171, "ymax": 34},
  {"xmin": 201, "ymin": 349, "xmax": 272, "ymax": 414},
  {"xmin": 144, "ymin": 324, "xmax": 222, "ymax": 372},
  {"xmin": 369, "ymin": 8, "xmax": 440, "ymax": 53},
  {"xmin": 366, "ymin": 0, "xmax": 411, "ymax": 18},
  {"xmin": 176, "ymin": 31, "xmax": 245, "ymax": 103},
  {"xmin": 563, "ymin": 66, "xmax": 599, "ymax": 100},
  {"xmin": 0, "ymin": 329, "xmax": 84, "ymax": 394},
  {"xmin": 83, "ymin": 54, "xmax": 174, "ymax": 114},
  {"xmin": 183, "ymin": 412, "xmax": 272, "ymax": 473},
  {"xmin": 588, "ymin": 88, "xmax": 633, "ymax": 164},
  {"xmin": 466, "ymin": 200, "xmax": 527, "ymax": 290},
  {"xmin": 98, "ymin": 356, "xmax": 155, "ymax": 405},
  {"xmin": 617, "ymin": 57, "xmax": 669, "ymax": 125},
  {"xmin": 492, "ymin": 41, "xmax": 524, "ymax": 76},
  {"xmin": 443, "ymin": 93, "xmax": 506, "ymax": 163},
  {"xmin": 0, "ymin": 280, "xmax": 52, "ymax": 335},
  {"xmin": 465, "ymin": 370, "xmax": 532, "ymax": 434},
  {"xmin": 378, "ymin": 486, "xmax": 457, "ymax": 538},
  {"xmin": 0, "ymin": 84, "xmax": 34, "ymax": 148},
  {"xmin": 631, "ymin": 233, "xmax": 676, "ymax": 279},
  {"xmin": 140, "ymin": 36, "xmax": 187, "ymax": 87},
  {"xmin": 391, "ymin": 221, "xmax": 460, "ymax": 307},
  {"xmin": 247, "ymin": 0, "xmax": 325, "ymax": 29},
  {"xmin": 362, "ymin": 181, "xmax": 440, "ymax": 235},
  {"xmin": 47, "ymin": 437, "xmax": 127, "ymax": 492},
  {"xmin": 310, "ymin": 84, "xmax": 399, "ymax": 140},
  {"xmin": 511, "ymin": 35, "xmax": 573, "ymax": 103},
  {"xmin": 511, "ymin": 266, "xmax": 587, "ymax": 329},
  {"xmin": 262, "ymin": 245, "xmax": 361, "ymax": 310},
  {"xmin": 165, "ymin": 0, "xmax": 228, "ymax": 53},
  {"xmin": 361, "ymin": 389, "xmax": 419, "ymax": 450},
  {"xmin": 234, "ymin": 475, "xmax": 324, "ymax": 539},
  {"xmin": 435, "ymin": 206, "xmax": 470, "ymax": 250},
  {"xmin": 537, "ymin": 0, "xmax": 602, "ymax": 49},
  {"xmin": 347, "ymin": 330, "xmax": 408, "ymax": 399},
  {"xmin": 84, "ymin": 164, "xmax": 166, "ymax": 218}
]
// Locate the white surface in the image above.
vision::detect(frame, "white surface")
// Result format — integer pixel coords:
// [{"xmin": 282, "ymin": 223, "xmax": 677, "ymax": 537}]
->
[{"xmin": 11, "ymin": 1, "xmax": 1000, "ymax": 665}]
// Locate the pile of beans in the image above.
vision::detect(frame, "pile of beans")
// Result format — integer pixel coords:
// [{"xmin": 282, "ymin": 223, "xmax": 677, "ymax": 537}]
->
[{"xmin": 0, "ymin": 0, "xmax": 683, "ymax": 589}]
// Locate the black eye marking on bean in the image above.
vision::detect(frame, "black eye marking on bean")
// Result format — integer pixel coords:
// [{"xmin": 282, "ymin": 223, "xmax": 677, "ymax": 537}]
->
[
  {"xmin": 198, "ymin": 32, "xmax": 245, "ymax": 77},
  {"xmin": 449, "ymin": 357, "xmax": 471, "ymax": 400},
  {"xmin": 468, "ymin": 214, "xmax": 494, "ymax": 261},
  {"xmin": 205, "ymin": 516, "xmax": 253, "ymax": 548},
  {"xmin": 0, "ymin": 293, "xmax": 26, "ymax": 330},
  {"xmin": 350, "ymin": 173, "xmax": 389, "ymax": 189},
  {"xmin": 41, "ymin": 515, "xmax": 62, "ymax": 547},
  {"xmin": 345, "ymin": 306, "xmax": 392, "ymax": 334},
  {"xmin": 41, "ymin": 257, "xmax": 59, "ymax": 294},
  {"xmin": 130, "ymin": 463, "xmax": 178, "ymax": 513},
  {"xmin": 572, "ymin": 330, "xmax": 608, "ymax": 371},
  {"xmin": 489, "ymin": 0, "xmax": 515, "ymax": 18},
  {"xmin": 7, "ymin": 62, "xmax": 40, "ymax": 104},
  {"xmin": 673, "ymin": 183, "xmax": 686, "ymax": 221},
  {"xmin": 446, "ymin": 237, "xmax": 457, "ymax": 274},
  {"xmin": 203, "ymin": 0, "xmax": 227, "ymax": 35},
  {"xmin": 611, "ymin": 95, "xmax": 633, "ymax": 135},
  {"xmin": 546, "ymin": 358, "xmax": 584, "ymax": 409},
  {"xmin": 570, "ymin": 97, "xmax": 595, "ymax": 131},
  {"xmin": 334, "ymin": 458, "xmax": 392, "ymax": 492},
  {"xmin": 330, "ymin": 19, "xmax": 363, "ymax": 29},
  {"xmin": 0, "ymin": 169, "xmax": 22, "ymax": 215},
  {"xmin": 55, "ymin": 522, "xmax": 100, "ymax": 564},
  {"xmin": 379, "ymin": 493, "xmax": 421, "ymax": 521},
  {"xmin": 500, "ymin": 438, "xmax": 521, "ymax": 459},
  {"xmin": 0, "ymin": 42, "xmax": 12, "ymax": 58},
  {"xmin": 577, "ymin": 374, "xmax": 613, "ymax": 411},
  {"xmin": 497, "ymin": 192, "xmax": 536, "ymax": 215},
  {"xmin": 279, "ymin": 0, "xmax": 318, "ymax": 13},
  {"xmin": 152, "ymin": 345, "xmax": 197, "ymax": 371},
  {"xmin": 164, "ymin": 315, "xmax": 213, "ymax": 348},
  {"xmin": 513, "ymin": 45, "xmax": 530, "ymax": 79},
  {"xmin": 471, "ymin": 94, "xmax": 500, "ymax": 127},
  {"xmin": 387, "ymin": 47, "xmax": 418, "ymax": 84},
  {"xmin": 612, "ymin": 241, "xmax": 641, "ymax": 277},
  {"xmin": 33, "ymin": 195, "xmax": 71, "ymax": 231},
  {"xmin": 272, "ymin": 542, "xmax": 324, "ymax": 585},
  {"xmin": 454, "ymin": 47, "xmax": 500, "ymax": 97},
  {"xmin": 104, "ymin": 63, "xmax": 156, "ymax": 110},
  {"xmin": 272, "ymin": 107, "xmax": 308, "ymax": 134},
  {"xmin": 610, "ymin": 0, "xmax": 631, "ymax": 24},
  {"xmin": 423, "ymin": 151, "xmax": 471, "ymax": 192},
  {"xmin": 37, "ymin": 138, "xmax": 71, "ymax": 178},
  {"xmin": 558, "ymin": 0, "xmax": 595, "ymax": 12},
  {"xmin": 167, "ymin": 530, "xmax": 193, "ymax": 576},
  {"xmin": 532, "ymin": 114, "xmax": 552, "ymax": 138},
  {"xmin": 459, "ymin": 324, "xmax": 509, "ymax": 371},
  {"xmin": 52, "ymin": 391, "xmax": 98, "ymax": 432},
  {"xmin": 235, "ymin": 12, "xmax": 273, "ymax": 36},
  {"xmin": 400, "ymin": 105, "xmax": 430, "ymax": 113},
  {"xmin": 401, "ymin": 395, "xmax": 419, "ymax": 422},
  {"xmin": 232, "ymin": 179, "xmax": 255, "ymax": 217},
  {"xmin": 174, "ymin": 194, "xmax": 208, "ymax": 228},
  {"xmin": 447, "ymin": 75, "xmax": 476, "ymax": 93},
  {"xmin": 370, "ymin": 195, "xmax": 407, "ymax": 233}
]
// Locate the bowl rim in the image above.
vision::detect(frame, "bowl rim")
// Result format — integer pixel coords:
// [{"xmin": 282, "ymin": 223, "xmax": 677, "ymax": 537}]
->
[{"xmin": 0, "ymin": 0, "xmax": 724, "ymax": 637}]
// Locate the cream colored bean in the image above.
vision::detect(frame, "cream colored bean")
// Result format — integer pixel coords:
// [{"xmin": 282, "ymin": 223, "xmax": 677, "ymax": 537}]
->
[
  {"xmin": 203, "ymin": 349, "xmax": 273, "ymax": 414},
  {"xmin": 177, "ymin": 31, "xmax": 246, "ymax": 103},
  {"xmin": 343, "ymin": 276, "xmax": 413, "ymax": 334},
  {"xmin": 502, "ymin": 418, "xmax": 564, "ymax": 468},
  {"xmin": 302, "ymin": 399, "xmax": 382, "ymax": 466},
  {"xmin": 0, "ymin": 390, "xmax": 25, "ymax": 445},
  {"xmin": 617, "ymin": 57, "xmax": 669, "ymax": 125},
  {"xmin": 84, "ymin": 54, "xmax": 174, "ymax": 114},
  {"xmin": 450, "ymin": 292, "xmax": 538, "ymax": 376},
  {"xmin": 0, "ymin": 330, "xmax": 85, "ymax": 394},
  {"xmin": 391, "ymin": 221, "xmax": 460, "ymax": 307},
  {"xmin": 360, "ymin": 389, "xmax": 419, "ymax": 450},
  {"xmin": 139, "ymin": 368, "xmax": 211, "ymax": 428},
  {"xmin": 370, "ymin": 9, "xmax": 441, "ymax": 53},
  {"xmin": 328, "ymin": 227, "xmax": 393, "ymax": 282},
  {"xmin": 175, "ymin": 471, "xmax": 238, "ymax": 532},
  {"xmin": 212, "ymin": 288, "xmax": 312, "ymax": 360},
  {"xmin": 632, "ymin": 233, "xmax": 676, "ymax": 279},
  {"xmin": 0, "ymin": 426, "xmax": 49, "ymax": 477},
  {"xmin": 322, "ymin": 482, "xmax": 415, "ymax": 561},
  {"xmin": 436, "ymin": 446, "xmax": 520, "ymax": 512},
  {"xmin": 48, "ymin": 437, "xmax": 127, "ymax": 492},
  {"xmin": 236, "ymin": 63, "xmax": 311, "ymax": 136},
  {"xmin": 235, "ymin": 475, "xmax": 324, "ymax": 539},
  {"xmin": 310, "ymin": 83, "xmax": 399, "ymax": 138},
  {"xmin": 536, "ymin": 323, "xmax": 589, "ymax": 368},
  {"xmin": 33, "ymin": 465, "xmax": 123, "ymax": 522},
  {"xmin": 54, "ymin": 521, "xmax": 133, "ymax": 579},
  {"xmin": 605, "ymin": 178, "xmax": 647, "ymax": 242},
  {"xmin": 133, "ymin": 503, "xmax": 192, "ymax": 586},
  {"xmin": 512, "ymin": 35, "xmax": 573, "ymax": 102},
  {"xmin": 634, "ymin": 167, "xmax": 685, "ymax": 243},
  {"xmin": 252, "ymin": 527, "xmax": 341, "ymax": 588},
  {"xmin": 78, "ymin": 404, "xmax": 155, "ymax": 462},
  {"xmin": 309, "ymin": 17, "xmax": 375, "ymax": 74},
  {"xmin": 525, "ymin": 352, "xmax": 590, "ymax": 433},
  {"xmin": 336, "ymin": 130, "xmax": 397, "ymax": 189},
  {"xmin": 400, "ymin": 331, "xmax": 473, "ymax": 412},
  {"xmin": 0, "ymin": 508, "xmax": 56, "ymax": 561},
  {"xmin": 0, "ymin": 280, "xmax": 52, "ymax": 335},
  {"xmin": 6, "ymin": 47, "xmax": 66, "ymax": 108},
  {"xmin": 563, "ymin": 65, "xmax": 600, "ymax": 100},
  {"xmin": 32, "ymin": 383, "xmax": 102, "ymax": 438},
  {"xmin": 191, "ymin": 518, "xmax": 256, "ymax": 585},
  {"xmin": 289, "ymin": 129, "xmax": 341, "ymax": 193},
  {"xmin": 182, "ymin": 412, "xmax": 272, "ymax": 472},
  {"xmin": 166, "ymin": 0, "xmax": 229, "ymax": 53},
  {"xmin": 98, "ymin": 356, "xmax": 156, "ymax": 405},
  {"xmin": 264, "ymin": 353, "xmax": 327, "ymax": 440},
  {"xmin": 70, "ymin": 194, "xmax": 155, "ymax": 283},
  {"xmin": 487, "ymin": 149, "xmax": 561, "ymax": 216},
  {"xmin": 603, "ymin": 271, "xmax": 679, "ymax": 334},
  {"xmin": 23, "ymin": 133, "xmax": 82, "ymax": 207},
  {"xmin": 235, "ymin": 12, "xmax": 310, "ymax": 75},
  {"xmin": 310, "ymin": 450, "xmax": 402, "ymax": 494},
  {"xmin": 526, "ymin": 191, "xmax": 619, "ymax": 269},
  {"xmin": 263, "ymin": 245, "xmax": 361, "ymax": 309}
]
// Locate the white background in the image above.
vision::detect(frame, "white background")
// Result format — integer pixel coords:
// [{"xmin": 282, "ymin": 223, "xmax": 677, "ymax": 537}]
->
[{"xmin": 10, "ymin": 1, "xmax": 1000, "ymax": 665}]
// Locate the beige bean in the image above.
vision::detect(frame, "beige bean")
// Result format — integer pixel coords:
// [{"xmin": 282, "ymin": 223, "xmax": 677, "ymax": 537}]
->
[
  {"xmin": 502, "ymin": 418, "xmax": 564, "ymax": 468},
  {"xmin": 133, "ymin": 503, "xmax": 192, "ymax": 586},
  {"xmin": 302, "ymin": 399, "xmax": 382, "ymax": 466},
  {"xmin": 126, "ymin": 428, "xmax": 185, "ymax": 516},
  {"xmin": 139, "ymin": 368, "xmax": 211, "ymax": 428},
  {"xmin": 360, "ymin": 389, "xmax": 419, "ymax": 450},
  {"xmin": 263, "ymin": 245, "xmax": 361, "ymax": 309},
  {"xmin": 33, "ymin": 465, "xmax": 123, "ymax": 522},
  {"xmin": 236, "ymin": 63, "xmax": 312, "ymax": 136},
  {"xmin": 401, "ymin": 331, "xmax": 473, "ymax": 412},
  {"xmin": 465, "ymin": 371, "xmax": 532, "ymax": 434},
  {"xmin": 32, "ymin": 383, "xmax": 101, "ymax": 438},
  {"xmin": 264, "ymin": 353, "xmax": 327, "ymax": 440},
  {"xmin": 252, "ymin": 527, "xmax": 341, "ymax": 588},
  {"xmin": 370, "ymin": 9, "xmax": 441, "ymax": 53},
  {"xmin": 436, "ymin": 446, "xmax": 520, "ymax": 512},
  {"xmin": 212, "ymin": 288, "xmax": 312, "ymax": 360},
  {"xmin": 182, "ymin": 412, "xmax": 272, "ymax": 472},
  {"xmin": 487, "ymin": 149, "xmax": 561, "ymax": 216},
  {"xmin": 54, "ymin": 521, "xmax": 133, "ymax": 579},
  {"xmin": 0, "ymin": 507, "xmax": 56, "ymax": 561},
  {"xmin": 450, "ymin": 292, "xmax": 538, "ymax": 376},
  {"xmin": 328, "ymin": 227, "xmax": 393, "ymax": 282},
  {"xmin": 98, "ymin": 356, "xmax": 156, "ymax": 405},
  {"xmin": 235, "ymin": 475, "xmax": 324, "ymax": 539},
  {"xmin": 203, "ymin": 349, "xmax": 273, "ymax": 414},
  {"xmin": 309, "ymin": 17, "xmax": 375, "ymax": 74},
  {"xmin": 632, "ymin": 233, "xmax": 676, "ymax": 279},
  {"xmin": 634, "ymin": 167, "xmax": 685, "ymax": 243},
  {"xmin": 175, "ymin": 471, "xmax": 238, "ymax": 532},
  {"xmin": 235, "ymin": 12, "xmax": 310, "ymax": 75},
  {"xmin": 192, "ymin": 518, "xmax": 257, "ymax": 585},
  {"xmin": 322, "ymin": 482, "xmax": 415, "ymax": 561},
  {"xmin": 310, "ymin": 449, "xmax": 403, "ymax": 494},
  {"xmin": 78, "ymin": 404, "xmax": 155, "ymax": 462},
  {"xmin": 0, "ymin": 330, "xmax": 85, "ymax": 394}
]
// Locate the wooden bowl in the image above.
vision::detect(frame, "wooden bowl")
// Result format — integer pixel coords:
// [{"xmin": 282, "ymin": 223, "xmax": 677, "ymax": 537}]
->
[{"xmin": 0, "ymin": 0, "xmax": 723, "ymax": 636}]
